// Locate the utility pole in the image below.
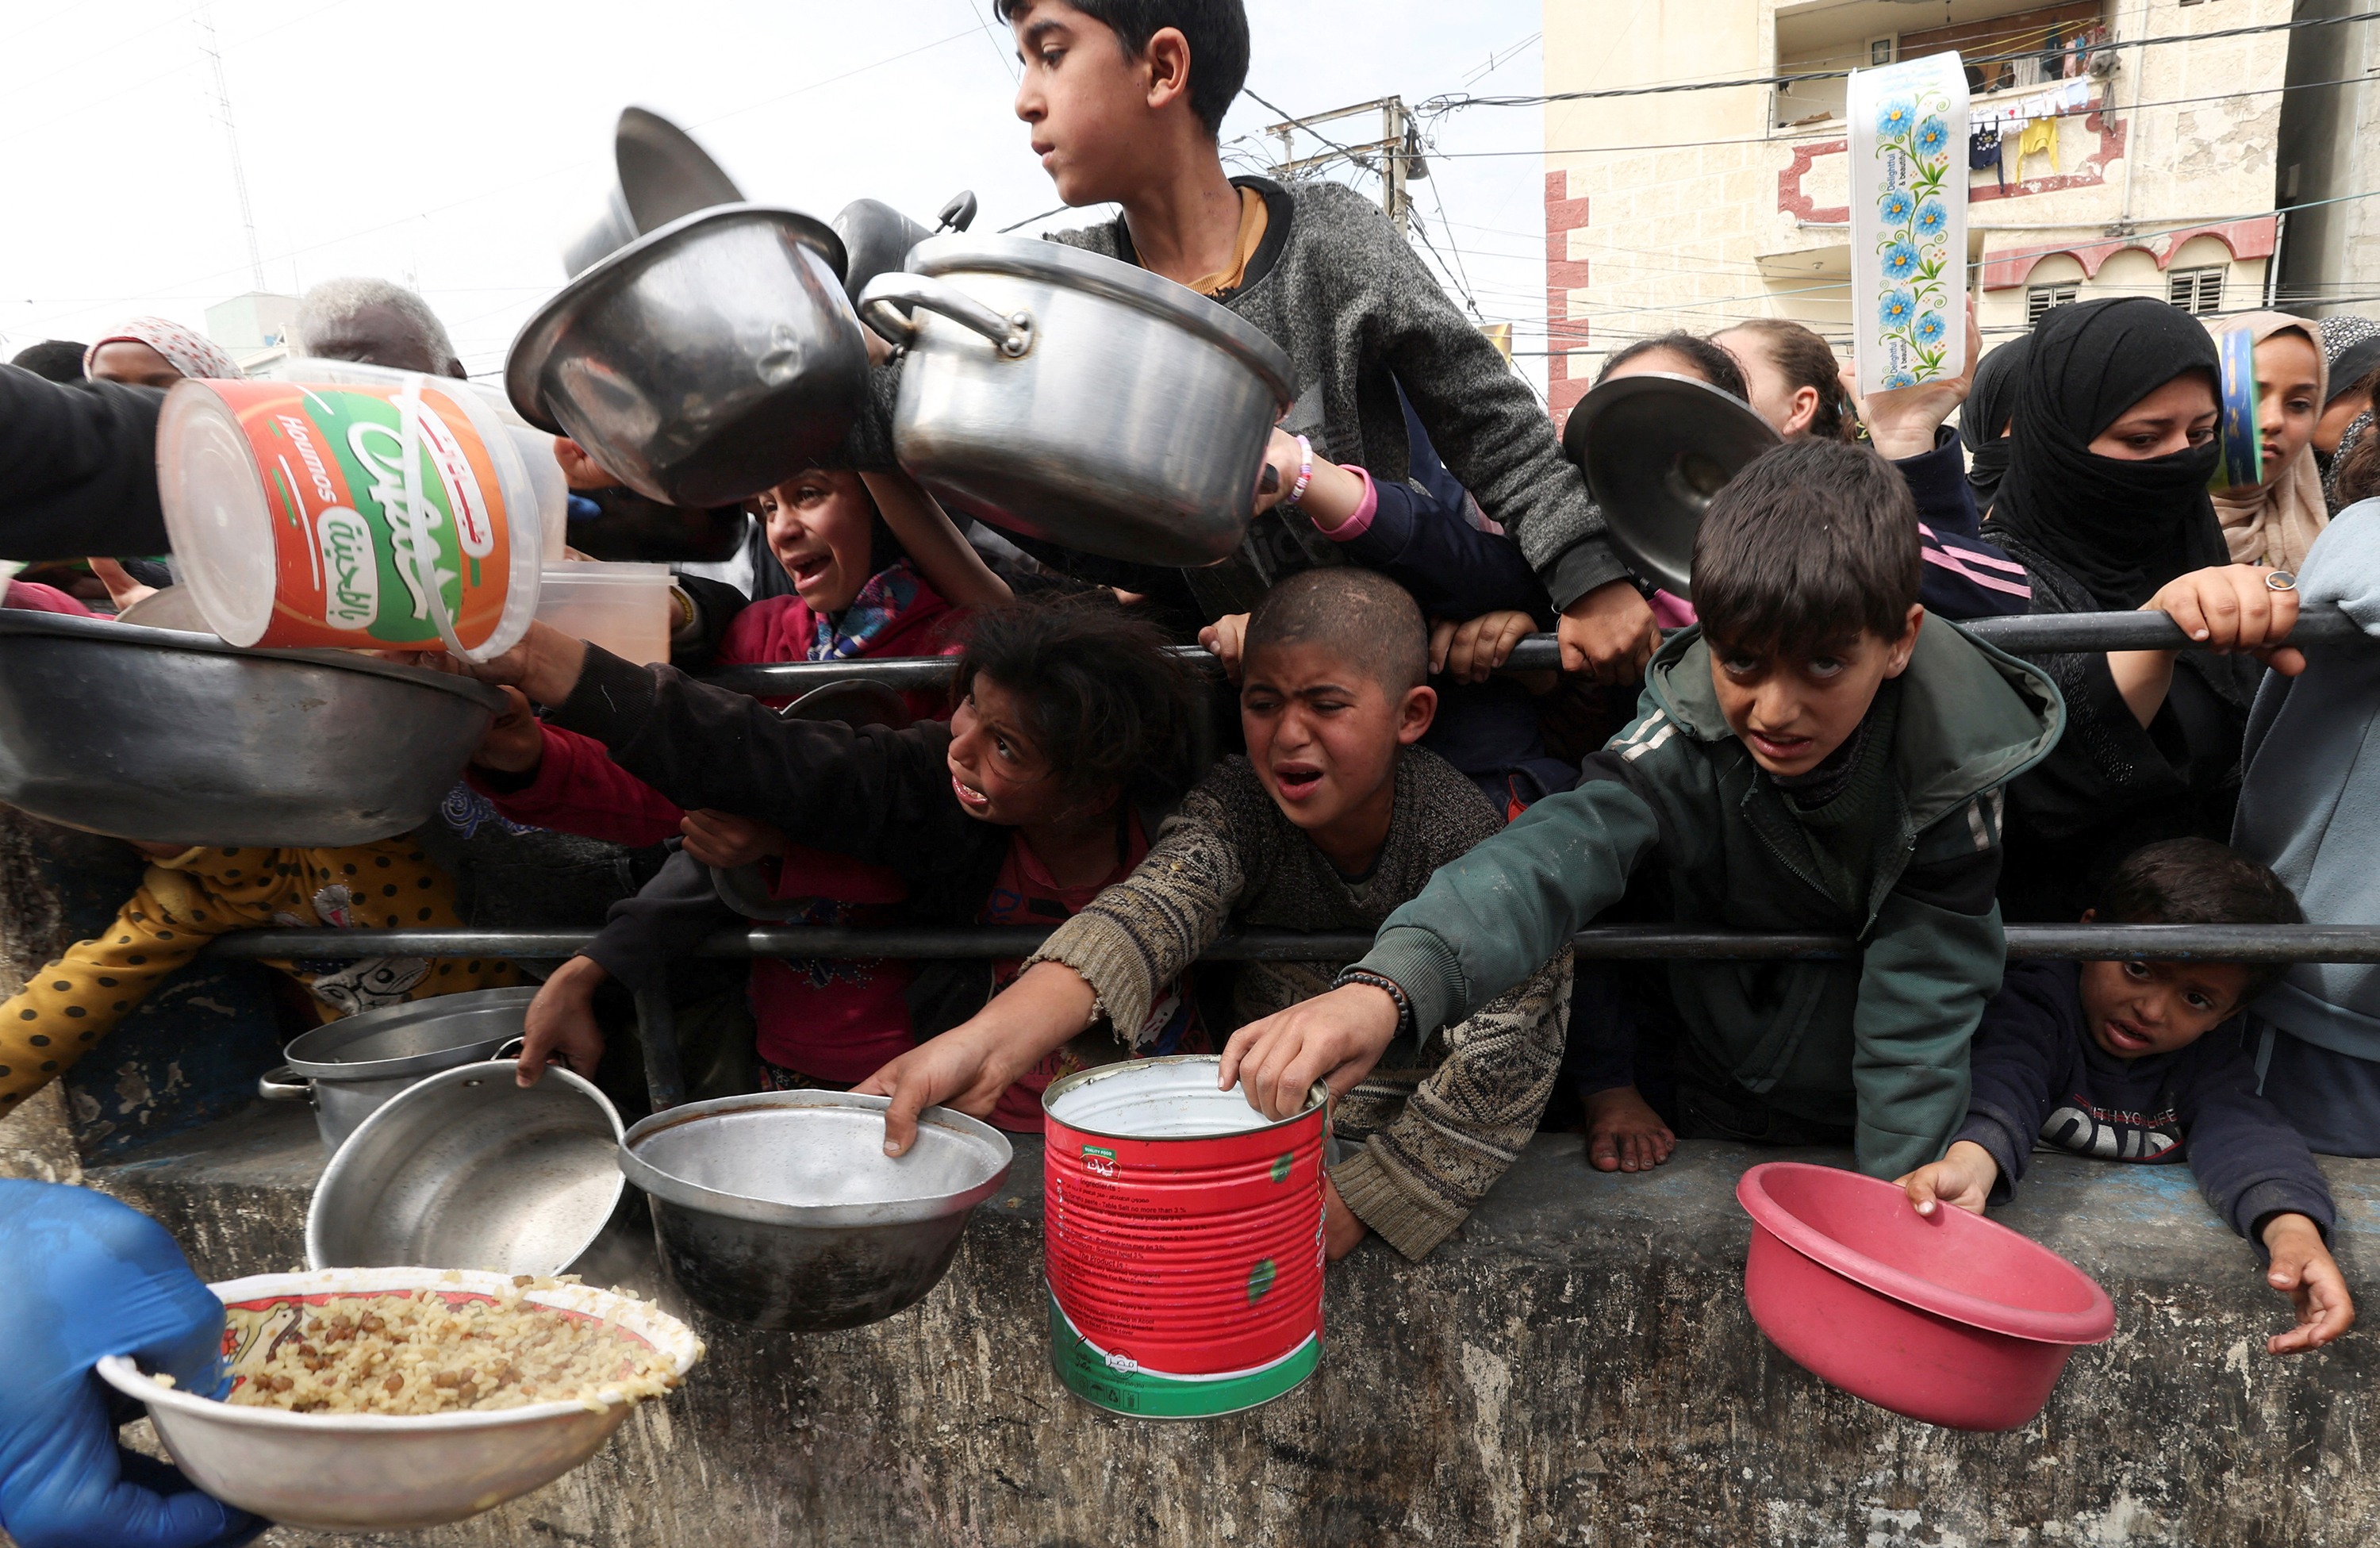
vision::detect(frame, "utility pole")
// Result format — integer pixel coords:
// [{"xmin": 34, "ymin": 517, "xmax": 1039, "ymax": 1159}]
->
[
  {"xmin": 1262, "ymin": 95, "xmax": 1426, "ymax": 233},
  {"xmin": 197, "ymin": 3, "xmax": 267, "ymax": 292}
]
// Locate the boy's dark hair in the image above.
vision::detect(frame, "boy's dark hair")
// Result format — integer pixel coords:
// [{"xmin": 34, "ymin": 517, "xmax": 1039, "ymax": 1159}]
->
[
  {"xmin": 952, "ymin": 593, "xmax": 1204, "ymax": 808},
  {"xmin": 994, "ymin": 0, "xmax": 1250, "ymax": 136},
  {"xmin": 1595, "ymin": 331, "xmax": 1751, "ymax": 403},
  {"xmin": 1691, "ymin": 439, "xmax": 1921, "ymax": 654},
  {"xmin": 2098, "ymin": 837, "xmax": 2305, "ymax": 1000},
  {"xmin": 10, "ymin": 340, "xmax": 88, "ymax": 383},
  {"xmin": 2336, "ymin": 414, "xmax": 2380, "ymax": 507},
  {"xmin": 1242, "ymin": 568, "xmax": 1428, "ymax": 693},
  {"xmin": 1714, "ymin": 319, "xmax": 1858, "ymax": 443}
]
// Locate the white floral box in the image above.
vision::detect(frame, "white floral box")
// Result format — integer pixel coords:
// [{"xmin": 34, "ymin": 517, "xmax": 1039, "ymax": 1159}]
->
[{"xmin": 1849, "ymin": 53, "xmax": 1969, "ymax": 394}]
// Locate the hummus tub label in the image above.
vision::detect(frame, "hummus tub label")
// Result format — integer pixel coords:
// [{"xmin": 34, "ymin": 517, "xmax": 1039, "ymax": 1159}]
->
[{"xmin": 221, "ymin": 380, "xmax": 516, "ymax": 651}]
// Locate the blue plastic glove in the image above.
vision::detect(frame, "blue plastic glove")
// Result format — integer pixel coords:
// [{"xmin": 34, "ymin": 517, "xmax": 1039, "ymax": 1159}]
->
[{"xmin": 0, "ymin": 1180, "xmax": 264, "ymax": 1548}]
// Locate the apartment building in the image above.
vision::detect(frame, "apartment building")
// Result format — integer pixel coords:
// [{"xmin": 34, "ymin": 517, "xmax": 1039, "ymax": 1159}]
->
[{"xmin": 1542, "ymin": 0, "xmax": 2297, "ymax": 424}]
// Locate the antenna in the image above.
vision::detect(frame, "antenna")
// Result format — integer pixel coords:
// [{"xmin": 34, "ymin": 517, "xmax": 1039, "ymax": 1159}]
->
[{"xmin": 196, "ymin": 2, "xmax": 266, "ymax": 291}]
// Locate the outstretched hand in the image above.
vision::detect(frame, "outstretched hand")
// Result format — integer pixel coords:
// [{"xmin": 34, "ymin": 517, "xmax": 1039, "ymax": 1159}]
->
[
  {"xmin": 2263, "ymin": 1213, "xmax": 2356, "ymax": 1355},
  {"xmin": 855, "ymin": 961, "xmax": 1098, "ymax": 1156},
  {"xmin": 1218, "ymin": 981, "xmax": 1403, "ymax": 1121},
  {"xmin": 1198, "ymin": 613, "xmax": 1251, "ymax": 685},
  {"xmin": 1431, "ymin": 610, "xmax": 1534, "ymax": 684},
  {"xmin": 1898, "ymin": 1139, "xmax": 1999, "ymax": 1219},
  {"xmin": 515, "ymin": 956, "xmax": 608, "ymax": 1088},
  {"xmin": 1557, "ymin": 579, "xmax": 1659, "ymax": 686},
  {"xmin": 2148, "ymin": 566, "xmax": 2306, "ymax": 677}
]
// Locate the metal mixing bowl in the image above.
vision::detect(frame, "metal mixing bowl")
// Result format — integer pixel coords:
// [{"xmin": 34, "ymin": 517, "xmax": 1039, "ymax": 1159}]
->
[
  {"xmin": 562, "ymin": 106, "xmax": 744, "ymax": 278},
  {"xmin": 260, "ymin": 987, "xmax": 539, "ymax": 1154},
  {"xmin": 308, "ymin": 1061, "xmax": 630, "ymax": 1278},
  {"xmin": 96, "ymin": 1267, "xmax": 701, "ymax": 1531},
  {"xmin": 507, "ymin": 203, "xmax": 864, "ymax": 510},
  {"xmin": 857, "ymin": 233, "xmax": 1293, "ymax": 567},
  {"xmin": 619, "ymin": 1089, "xmax": 1012, "ymax": 1331},
  {"xmin": 0, "ymin": 612, "xmax": 504, "ymax": 847}
]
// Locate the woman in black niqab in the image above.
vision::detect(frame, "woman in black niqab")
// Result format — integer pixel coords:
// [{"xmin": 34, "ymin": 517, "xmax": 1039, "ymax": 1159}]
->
[
  {"xmin": 1958, "ymin": 334, "xmax": 2029, "ymax": 518},
  {"xmin": 1982, "ymin": 297, "xmax": 2301, "ymax": 919}
]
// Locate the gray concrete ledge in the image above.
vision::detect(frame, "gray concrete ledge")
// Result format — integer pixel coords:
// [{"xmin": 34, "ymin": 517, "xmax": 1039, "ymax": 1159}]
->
[{"xmin": 83, "ymin": 1104, "xmax": 2380, "ymax": 1548}]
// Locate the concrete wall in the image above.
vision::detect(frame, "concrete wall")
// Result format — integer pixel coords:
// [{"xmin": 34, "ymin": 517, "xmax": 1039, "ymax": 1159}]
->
[
  {"xmin": 79, "ymin": 1101, "xmax": 2380, "ymax": 1548},
  {"xmin": 1541, "ymin": 0, "xmax": 2294, "ymax": 420},
  {"xmin": 2274, "ymin": 0, "xmax": 2380, "ymax": 317}
]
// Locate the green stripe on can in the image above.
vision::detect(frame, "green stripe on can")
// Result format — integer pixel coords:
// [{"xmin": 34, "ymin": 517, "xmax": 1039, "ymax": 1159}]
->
[{"xmin": 1046, "ymin": 1290, "xmax": 1319, "ymax": 1419}]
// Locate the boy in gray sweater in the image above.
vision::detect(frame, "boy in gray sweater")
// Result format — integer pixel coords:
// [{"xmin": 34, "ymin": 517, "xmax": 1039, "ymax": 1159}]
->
[
  {"xmin": 862, "ymin": 569, "xmax": 1572, "ymax": 1261},
  {"xmin": 870, "ymin": 0, "xmax": 1656, "ymax": 683}
]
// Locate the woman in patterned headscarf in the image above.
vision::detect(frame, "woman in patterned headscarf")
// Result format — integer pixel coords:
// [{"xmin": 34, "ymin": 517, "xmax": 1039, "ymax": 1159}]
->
[
  {"xmin": 81, "ymin": 317, "xmax": 240, "ymax": 387},
  {"xmin": 2317, "ymin": 314, "xmax": 2380, "ymax": 515}
]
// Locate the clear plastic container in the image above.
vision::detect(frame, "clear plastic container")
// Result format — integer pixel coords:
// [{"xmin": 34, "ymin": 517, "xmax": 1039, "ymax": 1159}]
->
[{"xmin": 533, "ymin": 561, "xmax": 674, "ymax": 666}]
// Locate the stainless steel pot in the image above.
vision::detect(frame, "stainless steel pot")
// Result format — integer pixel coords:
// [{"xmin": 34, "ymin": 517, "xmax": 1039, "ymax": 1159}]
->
[
  {"xmin": 0, "ymin": 612, "xmax": 504, "ymax": 847},
  {"xmin": 507, "ymin": 204, "xmax": 863, "ymax": 510},
  {"xmin": 307, "ymin": 1060, "xmax": 635, "ymax": 1281},
  {"xmin": 259, "ymin": 987, "xmax": 539, "ymax": 1154},
  {"xmin": 858, "ymin": 234, "xmax": 1294, "ymax": 567},
  {"xmin": 1562, "ymin": 371, "xmax": 1781, "ymax": 597},
  {"xmin": 562, "ymin": 106, "xmax": 744, "ymax": 278},
  {"xmin": 619, "ymin": 1089, "xmax": 1012, "ymax": 1331}
]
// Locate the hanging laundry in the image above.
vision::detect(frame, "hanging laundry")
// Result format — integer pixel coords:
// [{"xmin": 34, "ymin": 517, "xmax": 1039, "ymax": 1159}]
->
[
  {"xmin": 1970, "ymin": 125, "xmax": 2006, "ymax": 195},
  {"xmin": 2017, "ymin": 114, "xmax": 2059, "ymax": 175},
  {"xmin": 2013, "ymin": 55, "xmax": 2044, "ymax": 88}
]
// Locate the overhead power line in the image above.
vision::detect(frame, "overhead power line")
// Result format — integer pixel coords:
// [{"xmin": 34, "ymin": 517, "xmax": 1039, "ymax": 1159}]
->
[{"xmin": 1422, "ymin": 9, "xmax": 2380, "ymax": 111}]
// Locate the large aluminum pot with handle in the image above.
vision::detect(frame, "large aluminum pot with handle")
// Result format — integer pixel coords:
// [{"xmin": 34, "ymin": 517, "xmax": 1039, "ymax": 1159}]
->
[
  {"xmin": 258, "ymin": 986, "xmax": 539, "ymax": 1154},
  {"xmin": 507, "ymin": 204, "xmax": 863, "ymax": 510},
  {"xmin": 857, "ymin": 234, "xmax": 1294, "ymax": 567}
]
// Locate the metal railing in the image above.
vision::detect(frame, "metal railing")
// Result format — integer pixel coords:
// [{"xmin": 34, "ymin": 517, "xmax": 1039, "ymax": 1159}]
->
[{"xmin": 701, "ymin": 605, "xmax": 2370, "ymax": 697}]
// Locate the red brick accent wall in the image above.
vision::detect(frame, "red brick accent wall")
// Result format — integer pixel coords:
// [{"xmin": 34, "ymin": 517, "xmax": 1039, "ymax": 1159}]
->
[{"xmin": 1546, "ymin": 169, "xmax": 1592, "ymax": 427}]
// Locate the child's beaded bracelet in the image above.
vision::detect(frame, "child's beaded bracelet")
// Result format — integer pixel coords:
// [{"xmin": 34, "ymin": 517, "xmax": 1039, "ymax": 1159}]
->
[
  {"xmin": 1330, "ymin": 966, "xmax": 1415, "ymax": 1043},
  {"xmin": 1279, "ymin": 434, "xmax": 1314, "ymax": 512}
]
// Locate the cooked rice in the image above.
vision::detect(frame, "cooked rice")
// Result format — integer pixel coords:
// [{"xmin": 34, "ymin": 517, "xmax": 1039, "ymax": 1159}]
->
[{"xmin": 209, "ymin": 1276, "xmax": 680, "ymax": 1416}]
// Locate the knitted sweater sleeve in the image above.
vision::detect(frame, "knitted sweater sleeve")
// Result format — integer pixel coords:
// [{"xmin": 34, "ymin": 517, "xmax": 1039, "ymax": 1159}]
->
[
  {"xmin": 1331, "ymin": 947, "xmax": 1574, "ymax": 1261},
  {"xmin": 1020, "ymin": 782, "xmax": 1247, "ymax": 1047}
]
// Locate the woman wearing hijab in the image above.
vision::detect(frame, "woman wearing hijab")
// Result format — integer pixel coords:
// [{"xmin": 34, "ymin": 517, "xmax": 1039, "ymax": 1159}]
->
[
  {"xmin": 2211, "ymin": 313, "xmax": 2328, "ymax": 574},
  {"xmin": 81, "ymin": 317, "xmax": 240, "ymax": 388},
  {"xmin": 1983, "ymin": 297, "xmax": 2306, "ymax": 920},
  {"xmin": 1959, "ymin": 334, "xmax": 2029, "ymax": 517},
  {"xmin": 2317, "ymin": 315, "xmax": 2380, "ymax": 515}
]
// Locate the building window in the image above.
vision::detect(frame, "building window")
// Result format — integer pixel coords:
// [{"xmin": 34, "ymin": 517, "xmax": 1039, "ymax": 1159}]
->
[
  {"xmin": 2170, "ymin": 267, "xmax": 2225, "ymax": 315},
  {"xmin": 1868, "ymin": 36, "xmax": 1895, "ymax": 65},
  {"xmin": 2028, "ymin": 283, "xmax": 2079, "ymax": 325}
]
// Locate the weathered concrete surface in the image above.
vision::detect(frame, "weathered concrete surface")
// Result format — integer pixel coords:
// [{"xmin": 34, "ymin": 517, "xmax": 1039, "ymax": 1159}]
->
[{"xmin": 83, "ymin": 1104, "xmax": 2380, "ymax": 1548}]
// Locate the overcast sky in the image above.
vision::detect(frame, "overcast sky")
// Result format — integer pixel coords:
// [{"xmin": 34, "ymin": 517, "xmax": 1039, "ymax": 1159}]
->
[{"xmin": 0, "ymin": 1, "xmax": 1548, "ymax": 388}]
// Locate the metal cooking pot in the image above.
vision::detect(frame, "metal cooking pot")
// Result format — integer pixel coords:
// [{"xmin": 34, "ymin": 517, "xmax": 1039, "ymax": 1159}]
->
[
  {"xmin": 857, "ymin": 233, "xmax": 1294, "ymax": 567},
  {"xmin": 0, "ymin": 612, "xmax": 504, "ymax": 847},
  {"xmin": 1562, "ymin": 371, "xmax": 1781, "ymax": 597},
  {"xmin": 508, "ymin": 204, "xmax": 864, "ymax": 511},
  {"xmin": 259, "ymin": 987, "xmax": 539, "ymax": 1154},
  {"xmin": 831, "ymin": 190, "xmax": 978, "ymax": 303},
  {"xmin": 562, "ymin": 106, "xmax": 744, "ymax": 278},
  {"xmin": 619, "ymin": 1089, "xmax": 1012, "ymax": 1331},
  {"xmin": 307, "ymin": 1059, "xmax": 639, "ymax": 1282}
]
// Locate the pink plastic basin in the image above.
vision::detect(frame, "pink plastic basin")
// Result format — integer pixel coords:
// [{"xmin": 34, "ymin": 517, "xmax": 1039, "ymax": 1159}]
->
[{"xmin": 1736, "ymin": 1162, "xmax": 2115, "ymax": 1431}]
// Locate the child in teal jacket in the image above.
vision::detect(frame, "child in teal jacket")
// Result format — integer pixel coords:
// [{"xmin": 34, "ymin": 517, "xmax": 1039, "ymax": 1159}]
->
[{"xmin": 1218, "ymin": 440, "xmax": 2067, "ymax": 1180}]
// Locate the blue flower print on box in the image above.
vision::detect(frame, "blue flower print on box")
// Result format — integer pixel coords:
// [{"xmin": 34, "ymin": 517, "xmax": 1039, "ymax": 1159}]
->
[
  {"xmin": 1855, "ymin": 55, "xmax": 1964, "ymax": 390},
  {"xmin": 1881, "ymin": 241, "xmax": 1921, "ymax": 283},
  {"xmin": 1884, "ymin": 370, "xmax": 1919, "ymax": 390},
  {"xmin": 1914, "ymin": 310, "xmax": 1948, "ymax": 348},
  {"xmin": 1879, "ymin": 187, "xmax": 1915, "ymax": 225},
  {"xmin": 1915, "ymin": 116, "xmax": 1949, "ymax": 156},
  {"xmin": 1879, "ymin": 289, "xmax": 1917, "ymax": 328},
  {"xmin": 1913, "ymin": 198, "xmax": 1949, "ymax": 240},
  {"xmin": 1877, "ymin": 96, "xmax": 1916, "ymax": 138}
]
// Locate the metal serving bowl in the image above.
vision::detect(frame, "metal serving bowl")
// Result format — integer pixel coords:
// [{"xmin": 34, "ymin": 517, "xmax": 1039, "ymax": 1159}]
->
[
  {"xmin": 562, "ymin": 106, "xmax": 744, "ymax": 278},
  {"xmin": 619, "ymin": 1089, "xmax": 1012, "ymax": 1331},
  {"xmin": 858, "ymin": 233, "xmax": 1294, "ymax": 567},
  {"xmin": 508, "ymin": 203, "xmax": 864, "ymax": 510},
  {"xmin": 1562, "ymin": 371, "xmax": 1780, "ymax": 598},
  {"xmin": 259, "ymin": 987, "xmax": 539, "ymax": 1154},
  {"xmin": 96, "ymin": 1267, "xmax": 701, "ymax": 1532},
  {"xmin": 308, "ymin": 1061, "xmax": 631, "ymax": 1280},
  {"xmin": 0, "ymin": 611, "xmax": 503, "ymax": 847}
]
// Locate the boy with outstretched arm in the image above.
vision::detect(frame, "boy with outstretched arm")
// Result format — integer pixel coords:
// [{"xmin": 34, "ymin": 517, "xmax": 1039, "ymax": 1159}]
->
[
  {"xmin": 864, "ymin": 0, "xmax": 1656, "ymax": 682},
  {"xmin": 1218, "ymin": 440, "xmax": 2066, "ymax": 1181},
  {"xmin": 1899, "ymin": 839, "xmax": 2355, "ymax": 1355},
  {"xmin": 862, "ymin": 569, "xmax": 1571, "ymax": 1262}
]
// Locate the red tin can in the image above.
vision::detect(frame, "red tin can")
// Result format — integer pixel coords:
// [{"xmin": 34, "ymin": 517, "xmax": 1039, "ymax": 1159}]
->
[{"xmin": 1042, "ymin": 1055, "xmax": 1326, "ymax": 1418}]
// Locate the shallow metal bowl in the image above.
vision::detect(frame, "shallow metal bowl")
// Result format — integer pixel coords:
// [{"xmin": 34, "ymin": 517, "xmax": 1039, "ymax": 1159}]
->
[
  {"xmin": 0, "ymin": 612, "xmax": 503, "ymax": 847},
  {"xmin": 308, "ymin": 1061, "xmax": 628, "ymax": 1279},
  {"xmin": 620, "ymin": 1089, "xmax": 1012, "ymax": 1331},
  {"xmin": 262, "ymin": 987, "xmax": 539, "ymax": 1154},
  {"xmin": 508, "ymin": 203, "xmax": 863, "ymax": 510},
  {"xmin": 96, "ymin": 1267, "xmax": 700, "ymax": 1532}
]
